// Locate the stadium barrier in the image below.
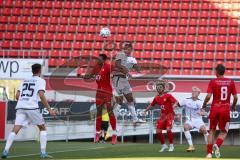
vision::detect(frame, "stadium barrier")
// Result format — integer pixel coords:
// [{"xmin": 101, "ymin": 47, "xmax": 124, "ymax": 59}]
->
[{"xmin": 4, "ymin": 101, "xmax": 240, "ymax": 145}]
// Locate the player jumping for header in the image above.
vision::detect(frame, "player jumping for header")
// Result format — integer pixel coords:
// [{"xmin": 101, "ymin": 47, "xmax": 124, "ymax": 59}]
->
[
  {"xmin": 112, "ymin": 42, "xmax": 145, "ymax": 123},
  {"xmin": 82, "ymin": 54, "xmax": 117, "ymax": 144},
  {"xmin": 1, "ymin": 64, "xmax": 57, "ymax": 159},
  {"xmin": 144, "ymin": 80, "xmax": 180, "ymax": 152},
  {"xmin": 181, "ymin": 86, "xmax": 208, "ymax": 152},
  {"xmin": 202, "ymin": 64, "xmax": 238, "ymax": 158}
]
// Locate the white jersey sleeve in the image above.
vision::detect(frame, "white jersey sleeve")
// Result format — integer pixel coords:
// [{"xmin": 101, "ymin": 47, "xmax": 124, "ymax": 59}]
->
[
  {"xmin": 180, "ymin": 99, "xmax": 186, "ymax": 107},
  {"xmin": 37, "ymin": 79, "xmax": 46, "ymax": 93}
]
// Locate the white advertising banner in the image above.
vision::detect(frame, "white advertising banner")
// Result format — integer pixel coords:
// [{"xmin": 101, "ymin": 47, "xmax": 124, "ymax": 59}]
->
[{"xmin": 0, "ymin": 59, "xmax": 46, "ymax": 79}]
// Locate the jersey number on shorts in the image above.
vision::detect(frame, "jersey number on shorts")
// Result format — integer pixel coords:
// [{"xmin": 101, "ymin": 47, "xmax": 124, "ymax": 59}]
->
[
  {"xmin": 21, "ymin": 83, "xmax": 35, "ymax": 97},
  {"xmin": 221, "ymin": 86, "xmax": 227, "ymax": 101}
]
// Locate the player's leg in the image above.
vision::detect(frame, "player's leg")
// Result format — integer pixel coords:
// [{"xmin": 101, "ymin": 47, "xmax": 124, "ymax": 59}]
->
[
  {"xmin": 1, "ymin": 125, "xmax": 22, "ymax": 159},
  {"xmin": 95, "ymin": 103, "xmax": 103, "ymax": 143},
  {"xmin": 213, "ymin": 110, "xmax": 230, "ymax": 158},
  {"xmin": 124, "ymin": 92, "xmax": 143, "ymax": 123},
  {"xmin": 206, "ymin": 109, "xmax": 219, "ymax": 158},
  {"xmin": 2, "ymin": 110, "xmax": 26, "ymax": 158},
  {"xmin": 105, "ymin": 97, "xmax": 117, "ymax": 145},
  {"xmin": 157, "ymin": 119, "xmax": 168, "ymax": 152},
  {"xmin": 166, "ymin": 114, "xmax": 174, "ymax": 152},
  {"xmin": 183, "ymin": 122, "xmax": 195, "ymax": 152},
  {"xmin": 113, "ymin": 95, "xmax": 123, "ymax": 118},
  {"xmin": 199, "ymin": 125, "xmax": 208, "ymax": 144}
]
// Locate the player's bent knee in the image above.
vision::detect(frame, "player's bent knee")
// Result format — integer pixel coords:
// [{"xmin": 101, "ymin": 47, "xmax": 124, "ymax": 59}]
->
[
  {"xmin": 38, "ymin": 124, "xmax": 46, "ymax": 131},
  {"xmin": 184, "ymin": 124, "xmax": 190, "ymax": 131}
]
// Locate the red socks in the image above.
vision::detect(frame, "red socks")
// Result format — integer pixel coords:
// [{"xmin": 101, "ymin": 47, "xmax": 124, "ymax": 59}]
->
[
  {"xmin": 157, "ymin": 132, "xmax": 165, "ymax": 144},
  {"xmin": 216, "ymin": 138, "xmax": 224, "ymax": 147},
  {"xmin": 167, "ymin": 130, "xmax": 174, "ymax": 144},
  {"xmin": 207, "ymin": 144, "xmax": 213, "ymax": 154},
  {"xmin": 96, "ymin": 116, "xmax": 102, "ymax": 132},
  {"xmin": 109, "ymin": 114, "xmax": 116, "ymax": 131}
]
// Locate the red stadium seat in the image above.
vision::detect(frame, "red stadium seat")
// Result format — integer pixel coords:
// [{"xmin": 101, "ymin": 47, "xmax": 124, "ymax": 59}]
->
[
  {"xmin": 1, "ymin": 41, "xmax": 11, "ymax": 49},
  {"xmin": 25, "ymin": 33, "xmax": 34, "ymax": 40},
  {"xmin": 225, "ymin": 70, "xmax": 234, "ymax": 76},
  {"xmin": 55, "ymin": 33, "xmax": 64, "ymax": 41},
  {"xmin": 32, "ymin": 42, "xmax": 42, "ymax": 49},
  {"xmin": 172, "ymin": 60, "xmax": 181, "ymax": 69},
  {"xmin": 183, "ymin": 60, "xmax": 192, "ymax": 69},
  {"xmin": 226, "ymin": 52, "xmax": 236, "ymax": 60},
  {"xmin": 203, "ymin": 69, "xmax": 213, "ymax": 75},
  {"xmin": 135, "ymin": 43, "xmax": 143, "ymax": 51},
  {"xmin": 225, "ymin": 61, "xmax": 234, "ymax": 69},
  {"xmin": 73, "ymin": 42, "xmax": 82, "ymax": 50},
  {"xmin": 145, "ymin": 43, "xmax": 153, "ymax": 51},
  {"xmin": 184, "ymin": 52, "xmax": 193, "ymax": 60},
  {"xmin": 205, "ymin": 52, "xmax": 214, "ymax": 60},
  {"xmin": 195, "ymin": 52, "xmax": 204, "ymax": 60},
  {"xmin": 182, "ymin": 69, "xmax": 191, "ymax": 75},
  {"xmin": 43, "ymin": 41, "xmax": 52, "ymax": 49},
  {"xmin": 12, "ymin": 41, "xmax": 21, "ymax": 49},
  {"xmin": 215, "ymin": 52, "xmax": 225, "ymax": 60},
  {"xmin": 194, "ymin": 61, "xmax": 202, "ymax": 69},
  {"xmin": 63, "ymin": 42, "xmax": 72, "ymax": 50},
  {"xmin": 174, "ymin": 52, "xmax": 183, "ymax": 59},
  {"xmin": 133, "ymin": 52, "xmax": 142, "ymax": 59},
  {"xmin": 192, "ymin": 69, "xmax": 202, "ymax": 75},
  {"xmin": 204, "ymin": 61, "xmax": 213, "ymax": 69},
  {"xmin": 171, "ymin": 69, "xmax": 180, "ymax": 75},
  {"xmin": 48, "ymin": 59, "xmax": 58, "ymax": 67},
  {"xmin": 59, "ymin": 59, "xmax": 68, "ymax": 67},
  {"xmin": 46, "ymin": 33, "xmax": 54, "ymax": 41}
]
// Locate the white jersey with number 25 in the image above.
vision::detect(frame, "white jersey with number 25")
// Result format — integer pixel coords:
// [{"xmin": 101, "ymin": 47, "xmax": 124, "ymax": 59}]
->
[{"xmin": 16, "ymin": 76, "xmax": 46, "ymax": 110}]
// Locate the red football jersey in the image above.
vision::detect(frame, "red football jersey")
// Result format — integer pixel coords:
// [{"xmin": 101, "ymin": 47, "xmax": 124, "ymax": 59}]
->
[
  {"xmin": 150, "ymin": 93, "xmax": 177, "ymax": 114},
  {"xmin": 92, "ymin": 62, "xmax": 112, "ymax": 93},
  {"xmin": 207, "ymin": 77, "xmax": 237, "ymax": 107}
]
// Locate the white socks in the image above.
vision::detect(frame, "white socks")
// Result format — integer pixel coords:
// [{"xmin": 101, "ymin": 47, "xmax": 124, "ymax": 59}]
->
[
  {"xmin": 113, "ymin": 104, "xmax": 121, "ymax": 117},
  {"xmin": 204, "ymin": 133, "xmax": 209, "ymax": 144},
  {"xmin": 40, "ymin": 131, "xmax": 47, "ymax": 154},
  {"xmin": 184, "ymin": 131, "xmax": 193, "ymax": 146},
  {"xmin": 4, "ymin": 132, "xmax": 16, "ymax": 152},
  {"xmin": 128, "ymin": 104, "xmax": 138, "ymax": 121}
]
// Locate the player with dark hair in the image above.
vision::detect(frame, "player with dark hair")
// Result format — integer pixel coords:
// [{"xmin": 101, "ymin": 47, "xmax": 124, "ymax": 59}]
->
[
  {"xmin": 112, "ymin": 42, "xmax": 144, "ymax": 123},
  {"xmin": 1, "ymin": 64, "xmax": 56, "ymax": 159},
  {"xmin": 202, "ymin": 64, "xmax": 238, "ymax": 158},
  {"xmin": 143, "ymin": 80, "xmax": 180, "ymax": 152},
  {"xmin": 82, "ymin": 54, "xmax": 117, "ymax": 145}
]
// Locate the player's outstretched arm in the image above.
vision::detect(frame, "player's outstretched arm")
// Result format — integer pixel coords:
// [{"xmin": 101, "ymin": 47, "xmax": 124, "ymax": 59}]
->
[
  {"xmin": 133, "ymin": 64, "xmax": 141, "ymax": 73},
  {"xmin": 201, "ymin": 93, "xmax": 212, "ymax": 110},
  {"xmin": 232, "ymin": 94, "xmax": 238, "ymax": 111},
  {"xmin": 39, "ymin": 91, "xmax": 56, "ymax": 117}
]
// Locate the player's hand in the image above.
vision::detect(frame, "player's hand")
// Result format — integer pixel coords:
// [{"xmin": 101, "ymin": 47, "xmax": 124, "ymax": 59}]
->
[
  {"xmin": 48, "ymin": 108, "xmax": 57, "ymax": 117},
  {"xmin": 199, "ymin": 108, "xmax": 207, "ymax": 116},
  {"xmin": 142, "ymin": 110, "xmax": 147, "ymax": 116}
]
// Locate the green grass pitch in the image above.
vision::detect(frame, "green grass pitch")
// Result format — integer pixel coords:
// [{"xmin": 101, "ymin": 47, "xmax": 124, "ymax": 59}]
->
[{"xmin": 0, "ymin": 141, "xmax": 239, "ymax": 160}]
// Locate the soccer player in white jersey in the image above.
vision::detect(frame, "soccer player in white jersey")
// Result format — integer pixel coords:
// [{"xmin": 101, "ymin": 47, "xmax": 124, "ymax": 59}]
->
[
  {"xmin": 181, "ymin": 86, "xmax": 208, "ymax": 152},
  {"xmin": 112, "ymin": 42, "xmax": 144, "ymax": 123},
  {"xmin": 1, "ymin": 64, "xmax": 56, "ymax": 159}
]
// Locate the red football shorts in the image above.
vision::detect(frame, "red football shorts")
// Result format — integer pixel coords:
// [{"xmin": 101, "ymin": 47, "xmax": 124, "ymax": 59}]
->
[
  {"xmin": 156, "ymin": 113, "xmax": 174, "ymax": 130},
  {"xmin": 209, "ymin": 105, "xmax": 230, "ymax": 132},
  {"xmin": 96, "ymin": 90, "xmax": 112, "ymax": 107}
]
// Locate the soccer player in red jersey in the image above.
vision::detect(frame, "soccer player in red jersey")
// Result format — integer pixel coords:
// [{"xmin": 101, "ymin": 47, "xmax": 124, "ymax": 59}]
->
[
  {"xmin": 201, "ymin": 64, "xmax": 238, "ymax": 158},
  {"xmin": 144, "ymin": 80, "xmax": 180, "ymax": 152},
  {"xmin": 82, "ymin": 54, "xmax": 117, "ymax": 145}
]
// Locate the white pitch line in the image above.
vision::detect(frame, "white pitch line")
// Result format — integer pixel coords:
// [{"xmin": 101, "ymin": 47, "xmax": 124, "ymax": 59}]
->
[{"xmin": 8, "ymin": 146, "xmax": 105, "ymax": 159}]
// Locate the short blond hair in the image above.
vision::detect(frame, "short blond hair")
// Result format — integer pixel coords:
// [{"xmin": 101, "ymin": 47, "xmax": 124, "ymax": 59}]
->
[{"xmin": 192, "ymin": 86, "xmax": 201, "ymax": 93}]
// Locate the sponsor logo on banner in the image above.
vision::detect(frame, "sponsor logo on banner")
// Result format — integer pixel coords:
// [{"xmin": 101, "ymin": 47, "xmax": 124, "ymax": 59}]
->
[
  {"xmin": 0, "ymin": 59, "xmax": 45, "ymax": 79},
  {"xmin": 7, "ymin": 101, "xmax": 240, "ymax": 123}
]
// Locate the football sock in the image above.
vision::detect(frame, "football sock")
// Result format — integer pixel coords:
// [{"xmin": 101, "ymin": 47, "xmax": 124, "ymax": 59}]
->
[
  {"xmin": 204, "ymin": 133, "xmax": 209, "ymax": 144},
  {"xmin": 207, "ymin": 144, "xmax": 213, "ymax": 154},
  {"xmin": 157, "ymin": 132, "xmax": 165, "ymax": 144},
  {"xmin": 4, "ymin": 132, "xmax": 16, "ymax": 152},
  {"xmin": 96, "ymin": 116, "xmax": 102, "ymax": 132},
  {"xmin": 40, "ymin": 131, "xmax": 47, "ymax": 154},
  {"xmin": 184, "ymin": 131, "xmax": 193, "ymax": 146},
  {"xmin": 109, "ymin": 113, "xmax": 116, "ymax": 131},
  {"xmin": 216, "ymin": 138, "xmax": 224, "ymax": 148},
  {"xmin": 113, "ymin": 104, "xmax": 121, "ymax": 117},
  {"xmin": 128, "ymin": 104, "xmax": 138, "ymax": 121},
  {"xmin": 167, "ymin": 130, "xmax": 174, "ymax": 144}
]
